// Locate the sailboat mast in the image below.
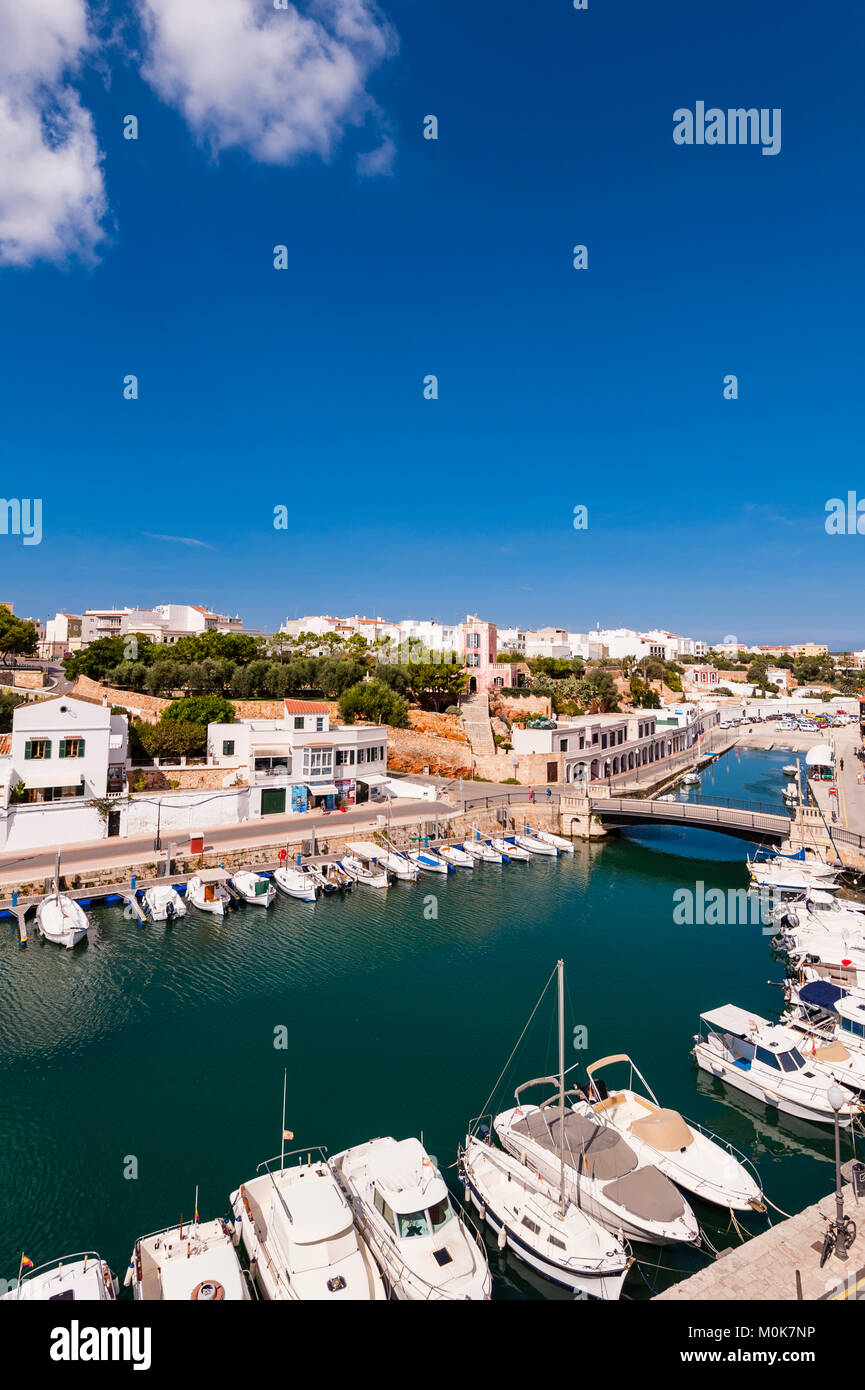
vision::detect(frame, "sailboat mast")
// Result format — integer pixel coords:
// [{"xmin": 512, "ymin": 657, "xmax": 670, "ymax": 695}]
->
[
  {"xmin": 557, "ymin": 958, "xmax": 566, "ymax": 1212},
  {"xmin": 280, "ymin": 1068, "xmax": 287, "ymax": 1173}
]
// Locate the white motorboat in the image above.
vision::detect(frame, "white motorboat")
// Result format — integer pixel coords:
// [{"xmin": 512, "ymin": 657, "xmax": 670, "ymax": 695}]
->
[
  {"xmin": 460, "ymin": 1135, "xmax": 630, "ymax": 1300},
  {"xmin": 339, "ymin": 856, "xmax": 390, "ymax": 889},
  {"xmin": 374, "ymin": 850, "xmax": 419, "ymax": 881},
  {"xmin": 408, "ymin": 849, "xmax": 452, "ymax": 875},
  {"xmin": 748, "ymin": 859, "xmax": 840, "ymax": 894},
  {"xmin": 772, "ymin": 899, "xmax": 865, "ymax": 945},
  {"xmin": 534, "ymin": 830, "xmax": 574, "ymax": 853},
  {"xmin": 273, "ymin": 865, "xmax": 318, "ymax": 902},
  {"xmin": 693, "ymin": 1004, "xmax": 864, "ymax": 1127},
  {"xmin": 36, "ymin": 885, "xmax": 89, "ymax": 948},
  {"xmin": 514, "ymin": 834, "xmax": 558, "ymax": 857},
  {"xmin": 784, "ymin": 937, "xmax": 865, "ymax": 991},
  {"xmin": 460, "ymin": 960, "xmax": 631, "ymax": 1299},
  {"xmin": 495, "ymin": 1097, "xmax": 699, "ymax": 1247},
  {"xmin": 491, "ymin": 837, "xmax": 531, "ymax": 861},
  {"xmin": 186, "ymin": 869, "xmax": 232, "ymax": 916},
  {"xmin": 332, "ymin": 1136, "xmax": 491, "ymax": 1300},
  {"xmin": 786, "ymin": 979, "xmax": 865, "ymax": 1054},
  {"xmin": 127, "ymin": 1211, "xmax": 251, "ymax": 1300},
  {"xmin": 463, "ymin": 839, "xmax": 503, "ymax": 864},
  {"xmin": 439, "ymin": 844, "xmax": 474, "ymax": 869},
  {"xmin": 782, "ymin": 1004, "xmax": 865, "ymax": 1097},
  {"xmin": 231, "ymin": 870, "xmax": 276, "ymax": 907},
  {"xmin": 1, "ymin": 1251, "xmax": 118, "ymax": 1302},
  {"xmin": 142, "ymin": 885, "xmax": 187, "ymax": 922},
  {"xmin": 308, "ymin": 861, "xmax": 353, "ymax": 891},
  {"xmin": 782, "ymin": 764, "xmax": 798, "ymax": 779},
  {"xmin": 681, "ymin": 772, "xmax": 701, "ymax": 786},
  {"xmin": 231, "ymin": 1147, "xmax": 386, "ymax": 1301},
  {"xmin": 583, "ymin": 1055, "xmax": 764, "ymax": 1212}
]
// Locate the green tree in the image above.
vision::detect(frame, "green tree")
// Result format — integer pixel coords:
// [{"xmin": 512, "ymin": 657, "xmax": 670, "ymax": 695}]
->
[
  {"xmin": 338, "ymin": 680, "xmax": 409, "ymax": 727},
  {"xmin": 162, "ymin": 694, "xmax": 236, "ymax": 726},
  {"xmin": 0, "ymin": 689, "xmax": 26, "ymax": 731},
  {"xmin": 0, "ymin": 613, "xmax": 37, "ymax": 664},
  {"xmin": 405, "ymin": 661, "xmax": 469, "ymax": 711}
]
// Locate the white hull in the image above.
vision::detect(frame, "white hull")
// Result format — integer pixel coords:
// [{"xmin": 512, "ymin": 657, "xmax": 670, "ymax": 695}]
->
[
  {"xmin": 187, "ymin": 891, "xmax": 226, "ymax": 916},
  {"xmin": 340, "ymin": 857, "xmax": 390, "ymax": 889},
  {"xmin": 439, "ymin": 846, "xmax": 474, "ymax": 869},
  {"xmin": 36, "ymin": 894, "xmax": 89, "ymax": 948},
  {"xmin": 514, "ymin": 835, "xmax": 558, "ymax": 857},
  {"xmin": 491, "ymin": 838, "xmax": 531, "ymax": 861},
  {"xmin": 466, "ymin": 841, "xmax": 503, "ymax": 863},
  {"xmin": 694, "ymin": 1043, "xmax": 858, "ymax": 1126},
  {"xmin": 273, "ymin": 867, "xmax": 317, "ymax": 902},
  {"xmin": 2, "ymin": 1254, "xmax": 118, "ymax": 1301},
  {"xmin": 143, "ymin": 887, "xmax": 187, "ymax": 921},
  {"xmin": 231, "ymin": 872, "xmax": 276, "ymax": 907},
  {"xmin": 129, "ymin": 1218, "xmax": 250, "ymax": 1300},
  {"xmin": 535, "ymin": 831, "xmax": 574, "ymax": 853},
  {"xmin": 377, "ymin": 852, "xmax": 419, "ymax": 881},
  {"xmin": 409, "ymin": 851, "xmax": 450, "ymax": 875}
]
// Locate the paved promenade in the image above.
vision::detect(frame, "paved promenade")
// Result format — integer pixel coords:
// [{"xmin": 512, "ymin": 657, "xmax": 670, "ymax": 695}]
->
[{"xmin": 655, "ymin": 1182, "xmax": 865, "ymax": 1301}]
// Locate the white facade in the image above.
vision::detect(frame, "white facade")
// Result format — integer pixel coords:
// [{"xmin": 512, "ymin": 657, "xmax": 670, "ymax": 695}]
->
[
  {"xmin": 0, "ymin": 698, "xmax": 128, "ymax": 850},
  {"xmin": 510, "ymin": 708, "xmax": 698, "ymax": 784}
]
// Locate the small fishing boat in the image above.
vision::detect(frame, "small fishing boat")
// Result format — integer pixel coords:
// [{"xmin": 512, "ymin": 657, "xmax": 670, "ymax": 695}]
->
[
  {"xmin": 462, "ymin": 839, "xmax": 503, "ymax": 863},
  {"xmin": 36, "ymin": 885, "xmax": 89, "ymax": 948},
  {"xmin": 308, "ymin": 860, "xmax": 353, "ymax": 891},
  {"xmin": 748, "ymin": 858, "xmax": 840, "ymax": 894},
  {"xmin": 375, "ymin": 850, "xmax": 419, "ymax": 881},
  {"xmin": 142, "ymin": 886, "xmax": 187, "ymax": 921},
  {"xmin": 408, "ymin": 849, "xmax": 452, "ymax": 875},
  {"xmin": 186, "ymin": 869, "xmax": 232, "ymax": 916},
  {"xmin": 681, "ymin": 772, "xmax": 701, "ymax": 786},
  {"xmin": 231, "ymin": 1148, "xmax": 386, "ymax": 1301},
  {"xmin": 784, "ymin": 937, "xmax": 865, "ymax": 991},
  {"xmin": 332, "ymin": 1136, "xmax": 491, "ymax": 1300},
  {"xmin": 273, "ymin": 866, "xmax": 318, "ymax": 902},
  {"xmin": 231, "ymin": 870, "xmax": 275, "ymax": 907},
  {"xmin": 1, "ymin": 1251, "xmax": 119, "ymax": 1302},
  {"xmin": 693, "ymin": 1004, "xmax": 864, "ymax": 1126},
  {"xmin": 782, "ymin": 764, "xmax": 798, "ymax": 778},
  {"xmin": 534, "ymin": 831, "xmax": 574, "ymax": 853},
  {"xmin": 491, "ymin": 837, "xmax": 531, "ymax": 861},
  {"xmin": 514, "ymin": 834, "xmax": 558, "ymax": 857},
  {"xmin": 439, "ymin": 844, "xmax": 474, "ymax": 869},
  {"xmin": 127, "ymin": 1209, "xmax": 251, "ymax": 1300},
  {"xmin": 583, "ymin": 1054, "xmax": 764, "ymax": 1212},
  {"xmin": 340, "ymin": 856, "xmax": 390, "ymax": 889}
]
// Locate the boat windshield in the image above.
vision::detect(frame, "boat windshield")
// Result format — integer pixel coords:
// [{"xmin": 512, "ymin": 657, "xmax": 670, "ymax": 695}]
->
[
  {"xmin": 429, "ymin": 1196, "xmax": 454, "ymax": 1234},
  {"xmin": 397, "ymin": 1197, "xmax": 454, "ymax": 1240}
]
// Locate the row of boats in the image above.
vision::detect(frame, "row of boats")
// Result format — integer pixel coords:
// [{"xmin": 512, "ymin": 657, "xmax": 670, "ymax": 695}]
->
[
  {"xmin": 691, "ymin": 849, "xmax": 865, "ymax": 1127},
  {"xmin": 6, "ymin": 960, "xmax": 780, "ymax": 1304},
  {"xmin": 29, "ymin": 829, "xmax": 574, "ymax": 946}
]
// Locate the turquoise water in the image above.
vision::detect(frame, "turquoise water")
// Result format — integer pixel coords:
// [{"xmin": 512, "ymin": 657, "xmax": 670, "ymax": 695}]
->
[{"xmin": 0, "ymin": 748, "xmax": 853, "ymax": 1299}]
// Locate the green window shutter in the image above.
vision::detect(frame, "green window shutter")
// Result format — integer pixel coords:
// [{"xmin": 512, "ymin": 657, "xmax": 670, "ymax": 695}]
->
[
  {"xmin": 44, "ymin": 740, "xmax": 51, "ymax": 759},
  {"xmin": 24, "ymin": 740, "xmax": 32, "ymax": 760},
  {"xmin": 78, "ymin": 738, "xmax": 85, "ymax": 757},
  {"xmin": 59, "ymin": 739, "xmax": 66, "ymax": 758}
]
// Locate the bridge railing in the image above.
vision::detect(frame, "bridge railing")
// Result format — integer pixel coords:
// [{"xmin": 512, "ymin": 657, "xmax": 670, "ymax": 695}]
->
[{"xmin": 595, "ymin": 797, "xmax": 790, "ymax": 832}]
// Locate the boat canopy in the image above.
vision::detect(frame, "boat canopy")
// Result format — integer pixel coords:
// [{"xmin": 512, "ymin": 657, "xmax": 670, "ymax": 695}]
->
[
  {"xmin": 700, "ymin": 1004, "xmax": 769, "ymax": 1035},
  {"xmin": 805, "ymin": 744, "xmax": 834, "ymax": 767},
  {"xmin": 799, "ymin": 981, "xmax": 847, "ymax": 1010},
  {"xmin": 347, "ymin": 841, "xmax": 385, "ymax": 859},
  {"xmin": 630, "ymin": 1107, "xmax": 694, "ymax": 1153},
  {"xmin": 196, "ymin": 868, "xmax": 231, "ymax": 883}
]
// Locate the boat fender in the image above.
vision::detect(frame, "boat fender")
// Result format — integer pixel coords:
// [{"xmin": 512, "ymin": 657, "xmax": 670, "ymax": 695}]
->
[
  {"xmin": 497, "ymin": 1228, "xmax": 506, "ymax": 1252},
  {"xmin": 123, "ymin": 1261, "xmax": 134, "ymax": 1288}
]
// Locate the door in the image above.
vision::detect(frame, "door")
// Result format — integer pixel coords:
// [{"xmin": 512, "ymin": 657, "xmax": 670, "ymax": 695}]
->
[
  {"xmin": 546, "ymin": 761, "xmax": 557, "ymax": 782},
  {"xmin": 261, "ymin": 788, "xmax": 286, "ymax": 815},
  {"xmin": 107, "ymin": 809, "xmax": 121, "ymax": 837}
]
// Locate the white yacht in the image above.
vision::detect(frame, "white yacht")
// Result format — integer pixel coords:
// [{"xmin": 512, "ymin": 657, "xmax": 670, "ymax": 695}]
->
[
  {"xmin": 186, "ymin": 869, "xmax": 232, "ymax": 916},
  {"xmin": 127, "ymin": 1213, "xmax": 251, "ymax": 1300},
  {"xmin": 495, "ymin": 1096, "xmax": 700, "ymax": 1247},
  {"xmin": 786, "ymin": 979, "xmax": 865, "ymax": 1054},
  {"xmin": 784, "ymin": 937, "xmax": 865, "ymax": 991},
  {"xmin": 273, "ymin": 865, "xmax": 318, "ymax": 902},
  {"xmin": 774, "ymin": 895, "xmax": 865, "ymax": 940},
  {"xmin": 460, "ymin": 961, "xmax": 631, "ymax": 1300},
  {"xmin": 339, "ymin": 856, "xmax": 390, "ymax": 889},
  {"xmin": 231, "ymin": 1147, "xmax": 386, "ymax": 1301},
  {"xmin": 1, "ymin": 1251, "xmax": 118, "ymax": 1301},
  {"xmin": 491, "ymin": 837, "xmax": 531, "ymax": 861},
  {"xmin": 36, "ymin": 886, "xmax": 89, "ymax": 948},
  {"xmin": 439, "ymin": 844, "xmax": 474, "ymax": 869},
  {"xmin": 693, "ymin": 1004, "xmax": 864, "ymax": 1126},
  {"xmin": 782, "ymin": 1005, "xmax": 865, "ymax": 1098},
  {"xmin": 583, "ymin": 1055, "xmax": 764, "ymax": 1212},
  {"xmin": 231, "ymin": 870, "xmax": 276, "ymax": 907},
  {"xmin": 748, "ymin": 856, "xmax": 840, "ymax": 894},
  {"xmin": 331, "ymin": 1136, "xmax": 491, "ymax": 1300},
  {"xmin": 408, "ymin": 849, "xmax": 452, "ymax": 875},
  {"xmin": 534, "ymin": 830, "xmax": 574, "ymax": 853},
  {"xmin": 142, "ymin": 885, "xmax": 187, "ymax": 922},
  {"xmin": 514, "ymin": 834, "xmax": 558, "ymax": 857}
]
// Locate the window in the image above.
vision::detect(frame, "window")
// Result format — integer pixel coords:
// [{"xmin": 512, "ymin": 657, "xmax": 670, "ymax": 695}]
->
[
  {"xmin": 316, "ymin": 717, "xmax": 324, "ymax": 732},
  {"xmin": 466, "ymin": 654, "xmax": 480, "ymax": 667},
  {"xmin": 59, "ymin": 738, "xmax": 85, "ymax": 758},
  {"xmin": 222, "ymin": 740, "xmax": 235, "ymax": 756},
  {"xmin": 521, "ymin": 1216, "xmax": 541, "ymax": 1236},
  {"xmin": 24, "ymin": 739, "xmax": 51, "ymax": 760},
  {"xmin": 548, "ymin": 1233, "xmax": 566, "ymax": 1251},
  {"xmin": 559, "ymin": 738, "xmax": 568, "ymax": 752},
  {"xmin": 294, "ymin": 716, "xmax": 304, "ymax": 730},
  {"xmin": 357, "ymin": 748, "xmax": 365, "ymax": 764},
  {"xmin": 754, "ymin": 1046, "xmax": 781, "ymax": 1071},
  {"xmin": 466, "ymin": 633, "xmax": 480, "ymax": 649},
  {"xmin": 397, "ymin": 1208, "xmax": 431, "ymax": 1239},
  {"xmin": 601, "ymin": 734, "xmax": 607, "ymax": 749},
  {"xmin": 373, "ymin": 1188, "xmax": 397, "ymax": 1233},
  {"xmin": 428, "ymin": 1197, "xmax": 454, "ymax": 1233},
  {"xmin": 302, "ymin": 748, "xmax": 333, "ymax": 777},
  {"xmin": 25, "ymin": 784, "xmax": 84, "ymax": 804}
]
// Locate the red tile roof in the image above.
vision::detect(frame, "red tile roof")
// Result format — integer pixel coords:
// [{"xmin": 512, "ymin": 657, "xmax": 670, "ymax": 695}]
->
[{"xmin": 283, "ymin": 698, "xmax": 331, "ymax": 714}]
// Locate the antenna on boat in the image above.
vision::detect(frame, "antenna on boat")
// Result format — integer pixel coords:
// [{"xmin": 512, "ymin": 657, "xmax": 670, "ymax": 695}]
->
[
  {"xmin": 557, "ymin": 958, "xmax": 566, "ymax": 1214},
  {"xmin": 280, "ymin": 1068, "xmax": 288, "ymax": 1173}
]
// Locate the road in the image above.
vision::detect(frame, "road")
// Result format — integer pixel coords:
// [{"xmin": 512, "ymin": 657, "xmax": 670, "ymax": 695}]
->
[{"xmin": 0, "ymin": 798, "xmax": 454, "ymax": 887}]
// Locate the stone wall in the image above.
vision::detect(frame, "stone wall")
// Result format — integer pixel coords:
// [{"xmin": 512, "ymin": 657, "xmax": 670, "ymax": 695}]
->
[
  {"xmin": 491, "ymin": 693, "xmax": 552, "ymax": 719},
  {"xmin": 386, "ymin": 726, "xmax": 473, "ymax": 777},
  {"xmin": 71, "ymin": 676, "xmax": 170, "ymax": 721},
  {"xmin": 127, "ymin": 766, "xmax": 237, "ymax": 791}
]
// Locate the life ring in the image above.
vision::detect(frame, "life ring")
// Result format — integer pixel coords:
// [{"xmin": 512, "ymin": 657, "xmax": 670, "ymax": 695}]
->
[{"xmin": 191, "ymin": 1280, "xmax": 225, "ymax": 1301}]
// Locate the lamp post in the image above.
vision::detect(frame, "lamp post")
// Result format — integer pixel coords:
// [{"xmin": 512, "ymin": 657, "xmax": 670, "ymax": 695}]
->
[{"xmin": 827, "ymin": 1083, "xmax": 851, "ymax": 1261}]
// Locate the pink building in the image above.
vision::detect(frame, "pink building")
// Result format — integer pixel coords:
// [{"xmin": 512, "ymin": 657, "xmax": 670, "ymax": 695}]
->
[{"xmin": 459, "ymin": 615, "xmax": 522, "ymax": 693}]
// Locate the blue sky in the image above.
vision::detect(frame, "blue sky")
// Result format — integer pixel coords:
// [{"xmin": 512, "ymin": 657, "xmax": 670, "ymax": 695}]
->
[{"xmin": 2, "ymin": 0, "xmax": 863, "ymax": 646}]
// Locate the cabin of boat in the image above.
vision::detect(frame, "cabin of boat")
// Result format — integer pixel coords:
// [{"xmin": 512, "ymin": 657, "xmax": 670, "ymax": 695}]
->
[
  {"xmin": 131, "ymin": 1218, "xmax": 249, "ymax": 1300},
  {"xmin": 1, "ymin": 1252, "xmax": 118, "ymax": 1302}
]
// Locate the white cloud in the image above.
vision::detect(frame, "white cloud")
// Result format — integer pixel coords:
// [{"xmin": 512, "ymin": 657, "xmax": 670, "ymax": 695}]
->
[
  {"xmin": 0, "ymin": 0, "xmax": 107, "ymax": 267},
  {"xmin": 137, "ymin": 0, "xmax": 396, "ymax": 165}
]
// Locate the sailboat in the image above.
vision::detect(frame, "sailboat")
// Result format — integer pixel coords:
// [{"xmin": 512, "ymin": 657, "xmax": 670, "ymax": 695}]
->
[
  {"xmin": 36, "ymin": 883, "xmax": 89, "ymax": 948},
  {"xmin": 460, "ymin": 962, "xmax": 632, "ymax": 1299}
]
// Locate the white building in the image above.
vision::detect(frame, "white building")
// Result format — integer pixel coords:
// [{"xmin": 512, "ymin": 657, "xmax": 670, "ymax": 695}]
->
[
  {"xmin": 207, "ymin": 699, "xmax": 390, "ymax": 814},
  {"xmin": 41, "ymin": 613, "xmax": 83, "ymax": 660},
  {"xmin": 0, "ymin": 697, "xmax": 128, "ymax": 850},
  {"xmin": 510, "ymin": 708, "xmax": 699, "ymax": 785}
]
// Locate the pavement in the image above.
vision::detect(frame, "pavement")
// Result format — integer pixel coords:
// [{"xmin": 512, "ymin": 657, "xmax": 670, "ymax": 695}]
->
[{"xmin": 0, "ymin": 797, "xmax": 454, "ymax": 887}]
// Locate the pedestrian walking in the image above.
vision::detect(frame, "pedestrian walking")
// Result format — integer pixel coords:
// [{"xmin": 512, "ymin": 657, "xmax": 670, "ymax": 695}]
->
[{"xmin": 528, "ymin": 787, "xmax": 534, "ymax": 803}]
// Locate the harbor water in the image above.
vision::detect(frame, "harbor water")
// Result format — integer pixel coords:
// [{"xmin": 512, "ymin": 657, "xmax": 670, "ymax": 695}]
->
[{"xmin": 0, "ymin": 747, "xmax": 854, "ymax": 1298}]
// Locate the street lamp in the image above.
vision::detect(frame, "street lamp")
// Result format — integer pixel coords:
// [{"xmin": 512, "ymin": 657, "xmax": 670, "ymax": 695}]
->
[{"xmin": 827, "ymin": 1083, "xmax": 853, "ymax": 1261}]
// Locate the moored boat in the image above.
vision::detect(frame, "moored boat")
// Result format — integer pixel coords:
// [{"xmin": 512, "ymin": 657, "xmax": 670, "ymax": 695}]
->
[
  {"xmin": 491, "ymin": 836, "xmax": 531, "ymax": 861},
  {"xmin": 408, "ymin": 849, "xmax": 452, "ymax": 875},
  {"xmin": 339, "ymin": 856, "xmax": 390, "ymax": 889},
  {"xmin": 35, "ymin": 885, "xmax": 89, "ymax": 948},
  {"xmin": 127, "ymin": 1211, "xmax": 251, "ymax": 1300},
  {"xmin": 514, "ymin": 834, "xmax": 558, "ymax": 857},
  {"xmin": 142, "ymin": 885, "xmax": 187, "ymax": 922},
  {"xmin": 231, "ymin": 870, "xmax": 276, "ymax": 907},
  {"xmin": 1, "ymin": 1251, "xmax": 119, "ymax": 1301},
  {"xmin": 186, "ymin": 869, "xmax": 232, "ymax": 916},
  {"xmin": 439, "ymin": 844, "xmax": 474, "ymax": 869},
  {"xmin": 273, "ymin": 865, "xmax": 318, "ymax": 902}
]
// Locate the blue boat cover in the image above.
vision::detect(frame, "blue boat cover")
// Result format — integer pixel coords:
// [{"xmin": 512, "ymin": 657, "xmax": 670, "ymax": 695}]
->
[{"xmin": 799, "ymin": 981, "xmax": 846, "ymax": 1009}]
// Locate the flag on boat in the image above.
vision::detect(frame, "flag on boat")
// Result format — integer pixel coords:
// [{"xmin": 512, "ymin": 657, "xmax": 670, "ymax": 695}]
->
[
  {"xmin": 20, "ymin": 1255, "xmax": 34, "ymax": 1270},
  {"xmin": 283, "ymin": 1129, "xmax": 294, "ymax": 1141}
]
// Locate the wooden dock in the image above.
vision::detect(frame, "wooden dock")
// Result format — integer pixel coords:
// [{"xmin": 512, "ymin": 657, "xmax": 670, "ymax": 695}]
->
[{"xmin": 655, "ymin": 1181, "xmax": 865, "ymax": 1301}]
